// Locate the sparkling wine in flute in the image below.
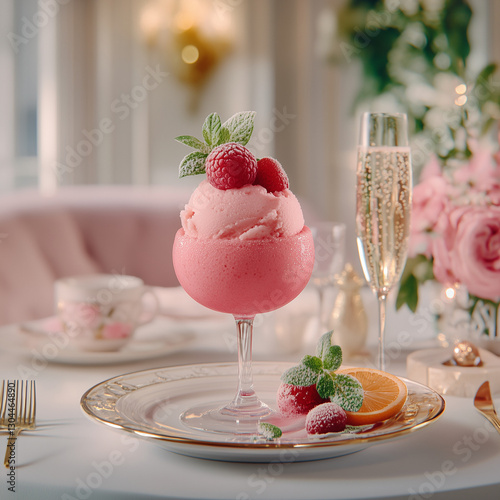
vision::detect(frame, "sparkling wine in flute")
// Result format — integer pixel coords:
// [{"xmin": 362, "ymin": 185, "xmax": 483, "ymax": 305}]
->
[
  {"xmin": 356, "ymin": 147, "xmax": 412, "ymax": 295},
  {"xmin": 356, "ymin": 112, "xmax": 412, "ymax": 372}
]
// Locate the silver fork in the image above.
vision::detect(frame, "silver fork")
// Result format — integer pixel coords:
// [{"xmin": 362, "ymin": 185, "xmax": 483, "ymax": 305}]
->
[{"xmin": 0, "ymin": 380, "xmax": 37, "ymax": 468}]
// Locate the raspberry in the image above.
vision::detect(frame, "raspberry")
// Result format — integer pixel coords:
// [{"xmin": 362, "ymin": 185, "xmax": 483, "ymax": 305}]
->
[
  {"xmin": 205, "ymin": 143, "xmax": 257, "ymax": 190},
  {"xmin": 254, "ymin": 157, "xmax": 289, "ymax": 192},
  {"xmin": 276, "ymin": 382, "xmax": 328, "ymax": 416},
  {"xmin": 306, "ymin": 403, "xmax": 347, "ymax": 435}
]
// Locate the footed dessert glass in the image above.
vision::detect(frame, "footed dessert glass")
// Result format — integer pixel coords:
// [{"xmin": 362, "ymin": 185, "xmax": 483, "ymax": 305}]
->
[{"xmin": 173, "ymin": 226, "xmax": 315, "ymax": 434}]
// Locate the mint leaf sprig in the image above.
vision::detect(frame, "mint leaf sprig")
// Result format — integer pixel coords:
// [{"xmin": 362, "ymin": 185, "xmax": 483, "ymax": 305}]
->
[
  {"xmin": 258, "ymin": 422, "xmax": 282, "ymax": 440},
  {"xmin": 175, "ymin": 111, "xmax": 256, "ymax": 178},
  {"xmin": 281, "ymin": 332, "xmax": 364, "ymax": 413}
]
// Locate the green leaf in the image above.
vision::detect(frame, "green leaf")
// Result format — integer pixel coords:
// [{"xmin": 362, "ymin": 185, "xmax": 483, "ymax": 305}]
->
[
  {"xmin": 222, "ymin": 111, "xmax": 256, "ymax": 145},
  {"xmin": 322, "ymin": 345, "xmax": 342, "ymax": 371},
  {"xmin": 443, "ymin": 0, "xmax": 472, "ymax": 67},
  {"xmin": 475, "ymin": 63, "xmax": 497, "ymax": 88},
  {"xmin": 468, "ymin": 295, "xmax": 481, "ymax": 316},
  {"xmin": 340, "ymin": 424, "xmax": 373, "ymax": 434},
  {"xmin": 258, "ymin": 422, "xmax": 282, "ymax": 440},
  {"xmin": 330, "ymin": 374, "xmax": 364, "ymax": 412},
  {"xmin": 174, "ymin": 135, "xmax": 211, "ymax": 154},
  {"xmin": 412, "ymin": 255, "xmax": 435, "ymax": 282},
  {"xmin": 281, "ymin": 364, "xmax": 319, "ymax": 387},
  {"xmin": 178, "ymin": 151, "xmax": 208, "ymax": 178},
  {"xmin": 474, "ymin": 63, "xmax": 498, "ymax": 107},
  {"xmin": 396, "ymin": 273, "xmax": 418, "ymax": 312},
  {"xmin": 216, "ymin": 126, "xmax": 231, "ymax": 146},
  {"xmin": 301, "ymin": 355, "xmax": 323, "ymax": 373},
  {"xmin": 202, "ymin": 112, "xmax": 222, "ymax": 147},
  {"xmin": 316, "ymin": 372, "xmax": 335, "ymax": 399},
  {"xmin": 316, "ymin": 331, "xmax": 333, "ymax": 359}
]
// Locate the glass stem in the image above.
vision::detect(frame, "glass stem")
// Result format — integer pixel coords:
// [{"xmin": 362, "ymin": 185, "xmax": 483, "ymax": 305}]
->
[
  {"xmin": 235, "ymin": 317, "xmax": 256, "ymax": 403},
  {"xmin": 377, "ymin": 293, "xmax": 388, "ymax": 371},
  {"xmin": 221, "ymin": 316, "xmax": 271, "ymax": 418}
]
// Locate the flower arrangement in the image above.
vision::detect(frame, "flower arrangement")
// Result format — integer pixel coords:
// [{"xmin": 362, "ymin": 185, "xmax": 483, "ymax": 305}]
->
[
  {"xmin": 325, "ymin": 0, "xmax": 500, "ymax": 339},
  {"xmin": 327, "ymin": 0, "xmax": 500, "ymax": 171},
  {"xmin": 396, "ymin": 136, "xmax": 500, "ymax": 337}
]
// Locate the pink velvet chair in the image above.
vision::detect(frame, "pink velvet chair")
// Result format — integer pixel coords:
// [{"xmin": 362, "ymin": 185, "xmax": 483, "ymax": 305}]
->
[{"xmin": 0, "ymin": 186, "xmax": 189, "ymax": 325}]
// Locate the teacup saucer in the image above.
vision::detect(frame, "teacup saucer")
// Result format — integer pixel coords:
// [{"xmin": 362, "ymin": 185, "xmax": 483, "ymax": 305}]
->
[{"xmin": 17, "ymin": 316, "xmax": 196, "ymax": 365}]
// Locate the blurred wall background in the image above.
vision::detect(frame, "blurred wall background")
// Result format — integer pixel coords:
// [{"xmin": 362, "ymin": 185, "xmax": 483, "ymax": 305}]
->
[{"xmin": 1, "ymin": 0, "xmax": 499, "ymax": 261}]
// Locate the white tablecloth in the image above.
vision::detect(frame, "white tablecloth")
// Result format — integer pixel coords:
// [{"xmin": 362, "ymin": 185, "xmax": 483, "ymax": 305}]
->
[{"xmin": 1, "ymin": 288, "xmax": 499, "ymax": 500}]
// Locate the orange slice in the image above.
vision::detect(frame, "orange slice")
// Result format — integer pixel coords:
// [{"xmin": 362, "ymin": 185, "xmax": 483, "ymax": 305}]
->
[{"xmin": 336, "ymin": 367, "xmax": 408, "ymax": 425}]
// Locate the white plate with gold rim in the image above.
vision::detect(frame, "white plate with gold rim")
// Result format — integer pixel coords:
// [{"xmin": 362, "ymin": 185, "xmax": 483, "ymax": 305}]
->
[{"xmin": 80, "ymin": 362, "xmax": 445, "ymax": 462}]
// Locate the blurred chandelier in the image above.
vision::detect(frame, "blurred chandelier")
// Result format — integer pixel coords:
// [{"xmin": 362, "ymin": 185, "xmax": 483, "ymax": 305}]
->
[{"xmin": 140, "ymin": 0, "xmax": 234, "ymax": 110}]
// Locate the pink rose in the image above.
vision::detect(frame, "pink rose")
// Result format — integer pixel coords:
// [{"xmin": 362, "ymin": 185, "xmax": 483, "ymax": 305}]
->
[
  {"xmin": 453, "ymin": 149, "xmax": 500, "ymax": 205},
  {"xmin": 419, "ymin": 154, "xmax": 442, "ymax": 181},
  {"xmin": 101, "ymin": 321, "xmax": 133, "ymax": 339},
  {"xmin": 431, "ymin": 209, "xmax": 458, "ymax": 286},
  {"xmin": 446, "ymin": 205, "xmax": 500, "ymax": 301},
  {"xmin": 409, "ymin": 160, "xmax": 450, "ymax": 258}
]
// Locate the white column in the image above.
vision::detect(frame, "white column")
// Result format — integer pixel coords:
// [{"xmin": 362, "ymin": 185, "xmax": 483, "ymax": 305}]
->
[
  {"xmin": 94, "ymin": 0, "xmax": 116, "ymax": 184},
  {"xmin": 0, "ymin": 0, "xmax": 16, "ymax": 192},
  {"xmin": 130, "ymin": 0, "xmax": 150, "ymax": 185},
  {"xmin": 37, "ymin": 0, "xmax": 59, "ymax": 194}
]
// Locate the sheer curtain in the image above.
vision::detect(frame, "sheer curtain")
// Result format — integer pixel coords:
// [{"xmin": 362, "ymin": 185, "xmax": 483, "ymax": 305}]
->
[{"xmin": 35, "ymin": 0, "xmax": 274, "ymax": 192}]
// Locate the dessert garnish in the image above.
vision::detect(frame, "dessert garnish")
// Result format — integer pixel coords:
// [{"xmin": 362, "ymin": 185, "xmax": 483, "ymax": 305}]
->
[
  {"xmin": 306, "ymin": 402, "xmax": 348, "ymax": 435},
  {"xmin": 273, "ymin": 332, "xmax": 409, "ymax": 436},
  {"xmin": 205, "ymin": 143, "xmax": 257, "ymax": 189},
  {"xmin": 278, "ymin": 331, "xmax": 364, "ymax": 416},
  {"xmin": 277, "ymin": 381, "xmax": 328, "ymax": 416},
  {"xmin": 258, "ymin": 422, "xmax": 283, "ymax": 440},
  {"xmin": 175, "ymin": 111, "xmax": 289, "ymax": 192},
  {"xmin": 254, "ymin": 157, "xmax": 289, "ymax": 193},
  {"xmin": 175, "ymin": 111, "xmax": 256, "ymax": 179},
  {"xmin": 336, "ymin": 367, "xmax": 408, "ymax": 426}
]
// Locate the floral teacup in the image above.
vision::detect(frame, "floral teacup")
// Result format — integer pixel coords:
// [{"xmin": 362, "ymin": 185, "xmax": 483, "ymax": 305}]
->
[{"xmin": 55, "ymin": 274, "xmax": 158, "ymax": 351}]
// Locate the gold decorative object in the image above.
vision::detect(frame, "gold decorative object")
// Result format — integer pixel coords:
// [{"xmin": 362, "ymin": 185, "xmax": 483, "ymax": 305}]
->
[
  {"xmin": 452, "ymin": 340, "xmax": 482, "ymax": 367},
  {"xmin": 140, "ymin": 0, "xmax": 234, "ymax": 111},
  {"xmin": 329, "ymin": 263, "xmax": 367, "ymax": 358}
]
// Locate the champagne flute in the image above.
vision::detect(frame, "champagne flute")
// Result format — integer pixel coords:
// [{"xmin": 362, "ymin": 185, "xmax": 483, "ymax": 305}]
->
[
  {"xmin": 310, "ymin": 222, "xmax": 346, "ymax": 337},
  {"xmin": 356, "ymin": 113, "xmax": 412, "ymax": 371}
]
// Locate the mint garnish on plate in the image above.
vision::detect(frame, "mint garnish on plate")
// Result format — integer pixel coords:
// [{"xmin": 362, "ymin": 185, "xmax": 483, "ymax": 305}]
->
[
  {"xmin": 175, "ymin": 111, "xmax": 256, "ymax": 178},
  {"xmin": 281, "ymin": 332, "xmax": 364, "ymax": 413},
  {"xmin": 330, "ymin": 373, "xmax": 364, "ymax": 412},
  {"xmin": 258, "ymin": 422, "xmax": 282, "ymax": 440}
]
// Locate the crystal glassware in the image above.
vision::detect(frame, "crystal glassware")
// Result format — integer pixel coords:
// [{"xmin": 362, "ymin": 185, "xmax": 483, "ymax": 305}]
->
[
  {"xmin": 310, "ymin": 222, "xmax": 346, "ymax": 339},
  {"xmin": 172, "ymin": 227, "xmax": 315, "ymax": 434},
  {"xmin": 356, "ymin": 112, "xmax": 412, "ymax": 371}
]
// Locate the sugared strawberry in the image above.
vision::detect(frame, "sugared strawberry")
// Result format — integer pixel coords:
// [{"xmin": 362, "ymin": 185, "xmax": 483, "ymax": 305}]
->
[
  {"xmin": 205, "ymin": 142, "xmax": 257, "ymax": 190},
  {"xmin": 254, "ymin": 157, "xmax": 289, "ymax": 192},
  {"xmin": 306, "ymin": 402, "xmax": 347, "ymax": 435},
  {"xmin": 277, "ymin": 382, "xmax": 328, "ymax": 416}
]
